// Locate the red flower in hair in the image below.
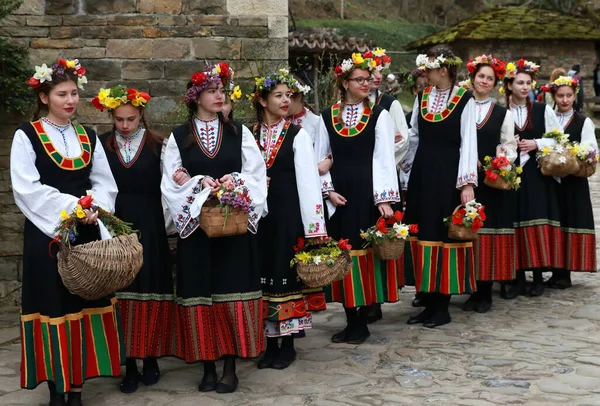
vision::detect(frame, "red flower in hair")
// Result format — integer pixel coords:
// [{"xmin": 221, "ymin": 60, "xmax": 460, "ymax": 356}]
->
[
  {"xmin": 466, "ymin": 61, "xmax": 476, "ymax": 74},
  {"xmin": 363, "ymin": 50, "xmax": 373, "ymax": 59},
  {"xmin": 334, "ymin": 66, "xmax": 343, "ymax": 76},
  {"xmin": 76, "ymin": 66, "xmax": 86, "ymax": 77},
  {"xmin": 91, "ymin": 96, "xmax": 104, "ymax": 111},
  {"xmin": 57, "ymin": 58, "xmax": 68, "ymax": 67},
  {"xmin": 338, "ymin": 238, "xmax": 352, "ymax": 251},
  {"xmin": 218, "ymin": 62, "xmax": 230, "ymax": 77},
  {"xmin": 191, "ymin": 72, "xmax": 207, "ymax": 85},
  {"xmin": 383, "ymin": 55, "xmax": 391, "ymax": 64},
  {"xmin": 293, "ymin": 237, "xmax": 305, "ymax": 252},
  {"xmin": 517, "ymin": 59, "xmax": 525, "ymax": 68},
  {"xmin": 26, "ymin": 77, "xmax": 41, "ymax": 88},
  {"xmin": 377, "ymin": 218, "xmax": 389, "ymax": 234},
  {"xmin": 409, "ymin": 224, "xmax": 419, "ymax": 234}
]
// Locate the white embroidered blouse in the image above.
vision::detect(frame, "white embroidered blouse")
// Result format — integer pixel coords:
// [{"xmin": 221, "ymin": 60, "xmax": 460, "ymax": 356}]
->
[
  {"xmin": 556, "ymin": 109, "xmax": 599, "ymax": 151},
  {"xmin": 287, "ymin": 107, "xmax": 320, "ymax": 144}
]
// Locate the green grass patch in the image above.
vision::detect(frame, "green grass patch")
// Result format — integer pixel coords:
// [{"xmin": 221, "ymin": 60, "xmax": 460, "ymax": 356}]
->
[{"xmin": 295, "ymin": 19, "xmax": 438, "ymax": 50}]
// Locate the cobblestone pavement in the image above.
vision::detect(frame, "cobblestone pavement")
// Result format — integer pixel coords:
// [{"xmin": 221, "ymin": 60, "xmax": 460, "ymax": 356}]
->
[{"xmin": 2, "ymin": 174, "xmax": 600, "ymax": 406}]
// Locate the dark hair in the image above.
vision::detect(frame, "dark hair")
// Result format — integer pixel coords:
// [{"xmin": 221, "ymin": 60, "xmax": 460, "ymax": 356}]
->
[
  {"xmin": 32, "ymin": 71, "xmax": 79, "ymax": 121},
  {"xmin": 504, "ymin": 73, "xmax": 534, "ymax": 130},
  {"xmin": 105, "ymin": 106, "xmax": 164, "ymax": 155},
  {"xmin": 336, "ymin": 68, "xmax": 371, "ymax": 127},
  {"xmin": 470, "ymin": 64, "xmax": 500, "ymax": 86},
  {"xmin": 184, "ymin": 80, "xmax": 236, "ymax": 148},
  {"xmin": 426, "ymin": 45, "xmax": 459, "ymax": 83},
  {"xmin": 571, "ymin": 64, "xmax": 580, "ymax": 73},
  {"xmin": 291, "ymin": 74, "xmax": 316, "ymax": 114}
]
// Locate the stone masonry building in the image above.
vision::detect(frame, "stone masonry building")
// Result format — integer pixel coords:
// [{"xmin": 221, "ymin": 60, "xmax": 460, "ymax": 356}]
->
[{"xmin": 0, "ymin": 0, "xmax": 289, "ymax": 305}]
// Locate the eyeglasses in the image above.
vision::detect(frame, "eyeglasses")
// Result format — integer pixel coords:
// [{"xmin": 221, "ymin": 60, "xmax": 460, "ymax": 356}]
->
[{"xmin": 348, "ymin": 77, "xmax": 374, "ymax": 85}]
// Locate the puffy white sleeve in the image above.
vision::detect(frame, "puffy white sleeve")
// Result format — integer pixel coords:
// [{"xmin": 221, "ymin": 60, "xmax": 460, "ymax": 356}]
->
[
  {"xmin": 390, "ymin": 99, "xmax": 410, "ymax": 166},
  {"xmin": 10, "ymin": 129, "xmax": 117, "ymax": 239},
  {"xmin": 160, "ymin": 133, "xmax": 208, "ymax": 239},
  {"xmin": 499, "ymin": 109, "xmax": 518, "ymax": 163},
  {"xmin": 88, "ymin": 138, "xmax": 118, "ymax": 212},
  {"xmin": 535, "ymin": 105, "xmax": 560, "ymax": 149},
  {"xmin": 293, "ymin": 129, "xmax": 327, "ymax": 238},
  {"xmin": 314, "ymin": 115, "xmax": 334, "ymax": 195},
  {"xmin": 302, "ymin": 110, "xmax": 321, "ymax": 144},
  {"xmin": 457, "ymin": 98, "xmax": 479, "ymax": 188},
  {"xmin": 582, "ymin": 117, "xmax": 599, "ymax": 151},
  {"xmin": 231, "ymin": 125, "xmax": 268, "ymax": 234},
  {"xmin": 373, "ymin": 110, "xmax": 401, "ymax": 204},
  {"xmin": 400, "ymin": 97, "xmax": 420, "ymax": 173},
  {"xmin": 160, "ymin": 138, "xmax": 177, "ymax": 235}
]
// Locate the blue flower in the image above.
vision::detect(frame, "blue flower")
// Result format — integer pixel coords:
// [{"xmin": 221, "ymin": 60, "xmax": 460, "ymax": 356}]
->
[
  {"xmin": 68, "ymin": 232, "xmax": 76, "ymax": 243},
  {"xmin": 264, "ymin": 77, "xmax": 273, "ymax": 88}
]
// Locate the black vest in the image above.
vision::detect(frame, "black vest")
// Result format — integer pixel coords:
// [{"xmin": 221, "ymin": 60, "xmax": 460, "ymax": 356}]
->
[
  {"xmin": 477, "ymin": 103, "xmax": 508, "ymax": 162},
  {"xmin": 563, "ymin": 112, "xmax": 586, "ymax": 143},
  {"xmin": 376, "ymin": 92, "xmax": 395, "ymax": 111},
  {"xmin": 514, "ymin": 102, "xmax": 545, "ymax": 164}
]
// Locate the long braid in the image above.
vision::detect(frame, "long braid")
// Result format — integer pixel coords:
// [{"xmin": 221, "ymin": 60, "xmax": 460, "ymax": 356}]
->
[
  {"xmin": 254, "ymin": 104, "xmax": 265, "ymax": 152},
  {"xmin": 337, "ymin": 88, "xmax": 347, "ymax": 128},
  {"xmin": 185, "ymin": 105, "xmax": 196, "ymax": 148},
  {"xmin": 525, "ymin": 97, "xmax": 534, "ymax": 131},
  {"xmin": 217, "ymin": 111, "xmax": 237, "ymax": 136}
]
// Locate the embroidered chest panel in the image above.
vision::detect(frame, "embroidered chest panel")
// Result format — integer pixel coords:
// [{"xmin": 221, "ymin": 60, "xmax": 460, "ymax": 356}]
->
[
  {"xmin": 192, "ymin": 120, "xmax": 223, "ymax": 158},
  {"xmin": 32, "ymin": 120, "xmax": 92, "ymax": 170},
  {"xmin": 420, "ymin": 87, "xmax": 467, "ymax": 122},
  {"xmin": 253, "ymin": 121, "xmax": 291, "ymax": 169},
  {"xmin": 331, "ymin": 102, "xmax": 373, "ymax": 137}
]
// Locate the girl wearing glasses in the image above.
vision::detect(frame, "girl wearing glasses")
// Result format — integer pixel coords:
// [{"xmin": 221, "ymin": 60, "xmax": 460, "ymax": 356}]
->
[
  {"xmin": 403, "ymin": 45, "xmax": 478, "ymax": 328},
  {"xmin": 315, "ymin": 54, "xmax": 400, "ymax": 344}
]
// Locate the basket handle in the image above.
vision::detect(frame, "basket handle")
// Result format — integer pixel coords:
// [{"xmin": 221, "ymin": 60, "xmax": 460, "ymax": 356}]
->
[{"xmin": 451, "ymin": 204, "xmax": 466, "ymax": 215}]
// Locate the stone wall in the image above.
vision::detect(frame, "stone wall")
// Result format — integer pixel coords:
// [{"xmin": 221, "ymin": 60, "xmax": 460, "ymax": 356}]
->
[
  {"xmin": 452, "ymin": 39, "xmax": 597, "ymax": 102},
  {"xmin": 0, "ymin": 0, "xmax": 289, "ymax": 305}
]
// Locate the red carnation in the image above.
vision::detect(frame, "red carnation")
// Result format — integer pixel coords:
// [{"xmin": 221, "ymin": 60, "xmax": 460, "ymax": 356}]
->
[
  {"xmin": 472, "ymin": 217, "xmax": 483, "ymax": 231},
  {"xmin": 26, "ymin": 77, "xmax": 41, "ymax": 88},
  {"xmin": 467, "ymin": 61, "xmax": 476, "ymax": 74},
  {"xmin": 383, "ymin": 55, "xmax": 391, "ymax": 64},
  {"xmin": 218, "ymin": 62, "xmax": 229, "ymax": 77},
  {"xmin": 78, "ymin": 195, "xmax": 93, "ymax": 209},
  {"xmin": 409, "ymin": 224, "xmax": 419, "ymax": 234},
  {"xmin": 293, "ymin": 237, "xmax": 305, "ymax": 252},
  {"xmin": 338, "ymin": 238, "xmax": 352, "ymax": 251},
  {"xmin": 76, "ymin": 66, "xmax": 86, "ymax": 77},
  {"xmin": 334, "ymin": 66, "xmax": 343, "ymax": 76},
  {"xmin": 363, "ymin": 50, "xmax": 373, "ymax": 58},
  {"xmin": 191, "ymin": 72, "xmax": 206, "ymax": 85},
  {"xmin": 58, "ymin": 58, "xmax": 68, "ymax": 67},
  {"xmin": 491, "ymin": 158, "xmax": 501, "ymax": 169},
  {"xmin": 517, "ymin": 59, "xmax": 525, "ymax": 68},
  {"xmin": 91, "ymin": 96, "xmax": 104, "ymax": 111}
]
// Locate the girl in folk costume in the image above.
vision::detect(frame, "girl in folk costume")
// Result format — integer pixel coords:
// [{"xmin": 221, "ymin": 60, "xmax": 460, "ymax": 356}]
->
[
  {"xmin": 462, "ymin": 55, "xmax": 517, "ymax": 313},
  {"xmin": 251, "ymin": 69, "xmax": 327, "ymax": 369},
  {"xmin": 315, "ymin": 53, "xmax": 400, "ymax": 344},
  {"xmin": 161, "ymin": 63, "xmax": 267, "ymax": 393},
  {"xmin": 543, "ymin": 76, "xmax": 597, "ymax": 288},
  {"xmin": 93, "ymin": 87, "xmax": 174, "ymax": 393},
  {"xmin": 364, "ymin": 47, "xmax": 409, "ymax": 323},
  {"xmin": 501, "ymin": 60, "xmax": 562, "ymax": 298},
  {"xmin": 12, "ymin": 59, "xmax": 121, "ymax": 406},
  {"xmin": 286, "ymin": 77, "xmax": 320, "ymax": 143},
  {"xmin": 403, "ymin": 46, "xmax": 478, "ymax": 328}
]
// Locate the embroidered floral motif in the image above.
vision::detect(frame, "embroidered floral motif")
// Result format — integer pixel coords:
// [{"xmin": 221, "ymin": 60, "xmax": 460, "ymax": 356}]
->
[
  {"xmin": 192, "ymin": 118, "xmax": 222, "ymax": 158},
  {"xmin": 315, "ymin": 204, "xmax": 323, "ymax": 215},
  {"xmin": 321, "ymin": 179, "xmax": 334, "ymax": 193},
  {"xmin": 344, "ymin": 103, "xmax": 360, "ymax": 127},
  {"xmin": 308, "ymin": 222, "xmax": 326, "ymax": 235},
  {"xmin": 174, "ymin": 180, "xmax": 203, "ymax": 238},
  {"xmin": 457, "ymin": 172, "xmax": 478, "ymax": 188},
  {"xmin": 253, "ymin": 120, "xmax": 289, "ymax": 169},
  {"xmin": 261, "ymin": 277, "xmax": 267, "ymax": 284},
  {"xmin": 373, "ymin": 188, "xmax": 401, "ymax": 204},
  {"xmin": 282, "ymin": 278, "xmax": 287, "ymax": 285}
]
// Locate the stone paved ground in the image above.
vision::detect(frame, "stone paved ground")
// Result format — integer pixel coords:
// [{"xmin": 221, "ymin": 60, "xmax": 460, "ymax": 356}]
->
[{"xmin": 2, "ymin": 174, "xmax": 600, "ymax": 406}]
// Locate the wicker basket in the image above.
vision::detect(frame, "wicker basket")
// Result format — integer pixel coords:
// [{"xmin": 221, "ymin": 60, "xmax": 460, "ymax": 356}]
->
[
  {"xmin": 297, "ymin": 251, "xmax": 352, "ymax": 288},
  {"xmin": 200, "ymin": 200, "xmax": 248, "ymax": 238},
  {"xmin": 573, "ymin": 161, "xmax": 597, "ymax": 178},
  {"xmin": 539, "ymin": 152, "xmax": 579, "ymax": 178},
  {"xmin": 57, "ymin": 233, "xmax": 143, "ymax": 300},
  {"xmin": 373, "ymin": 239, "xmax": 405, "ymax": 260},
  {"xmin": 448, "ymin": 205, "xmax": 479, "ymax": 241},
  {"xmin": 484, "ymin": 176, "xmax": 512, "ymax": 190}
]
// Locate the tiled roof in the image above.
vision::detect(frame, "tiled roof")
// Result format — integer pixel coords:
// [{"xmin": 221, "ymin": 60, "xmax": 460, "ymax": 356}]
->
[
  {"xmin": 289, "ymin": 31, "xmax": 376, "ymax": 53},
  {"xmin": 406, "ymin": 7, "xmax": 600, "ymax": 50}
]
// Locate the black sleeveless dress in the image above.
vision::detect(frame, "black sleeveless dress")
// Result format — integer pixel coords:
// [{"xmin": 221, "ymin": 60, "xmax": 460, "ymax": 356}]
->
[
  {"xmin": 513, "ymin": 102, "xmax": 563, "ymax": 271},
  {"xmin": 404, "ymin": 86, "xmax": 476, "ymax": 295},
  {"xmin": 321, "ymin": 102, "xmax": 402, "ymax": 307},
  {"xmin": 100, "ymin": 131, "xmax": 175, "ymax": 359},
  {"xmin": 171, "ymin": 121, "xmax": 263, "ymax": 362},
  {"xmin": 473, "ymin": 104, "xmax": 517, "ymax": 282},
  {"xmin": 559, "ymin": 113, "xmax": 597, "ymax": 272},
  {"xmin": 18, "ymin": 120, "xmax": 123, "ymax": 393}
]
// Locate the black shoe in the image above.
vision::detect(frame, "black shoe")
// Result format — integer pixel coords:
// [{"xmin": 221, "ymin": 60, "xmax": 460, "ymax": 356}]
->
[
  {"xmin": 346, "ymin": 325, "xmax": 370, "ymax": 344},
  {"xmin": 501, "ymin": 282, "xmax": 526, "ymax": 299},
  {"xmin": 423, "ymin": 313, "xmax": 451, "ymax": 328},
  {"xmin": 119, "ymin": 373, "xmax": 139, "ymax": 394},
  {"xmin": 198, "ymin": 372, "xmax": 218, "ymax": 392},
  {"xmin": 407, "ymin": 308, "xmax": 432, "ymax": 325},
  {"xmin": 331, "ymin": 327, "xmax": 350, "ymax": 343},
  {"xmin": 529, "ymin": 282, "xmax": 545, "ymax": 297},
  {"xmin": 294, "ymin": 330, "xmax": 306, "ymax": 338},
  {"xmin": 258, "ymin": 347, "xmax": 279, "ymax": 369},
  {"xmin": 462, "ymin": 294, "xmax": 478, "ymax": 312},
  {"xmin": 66, "ymin": 392, "xmax": 82, "ymax": 406},
  {"xmin": 215, "ymin": 376, "xmax": 238, "ymax": 394},
  {"xmin": 141, "ymin": 359, "xmax": 160, "ymax": 386},
  {"xmin": 366, "ymin": 303, "xmax": 383, "ymax": 324},
  {"xmin": 412, "ymin": 292, "xmax": 428, "ymax": 307},
  {"xmin": 49, "ymin": 394, "xmax": 66, "ymax": 406},
  {"xmin": 272, "ymin": 346, "xmax": 296, "ymax": 370},
  {"xmin": 475, "ymin": 300, "xmax": 492, "ymax": 313}
]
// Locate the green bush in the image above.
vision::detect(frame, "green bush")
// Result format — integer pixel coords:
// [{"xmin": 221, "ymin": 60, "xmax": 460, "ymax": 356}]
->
[{"xmin": 0, "ymin": 0, "xmax": 34, "ymax": 115}]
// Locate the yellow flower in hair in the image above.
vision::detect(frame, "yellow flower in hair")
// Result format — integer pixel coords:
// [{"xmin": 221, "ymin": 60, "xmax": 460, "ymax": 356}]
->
[
  {"xmin": 97, "ymin": 88, "xmax": 110, "ymax": 102},
  {"xmin": 60, "ymin": 210, "xmax": 69, "ymax": 221},
  {"xmin": 369, "ymin": 59, "xmax": 377, "ymax": 68},
  {"xmin": 506, "ymin": 62, "xmax": 516, "ymax": 71},
  {"xmin": 352, "ymin": 53, "xmax": 364, "ymax": 65},
  {"xmin": 498, "ymin": 86, "xmax": 505, "ymax": 95},
  {"xmin": 75, "ymin": 204, "xmax": 86, "ymax": 219},
  {"xmin": 231, "ymin": 85, "xmax": 242, "ymax": 100},
  {"xmin": 104, "ymin": 97, "xmax": 120, "ymax": 110},
  {"xmin": 532, "ymin": 81, "xmax": 537, "ymax": 89},
  {"xmin": 373, "ymin": 48, "xmax": 386, "ymax": 57},
  {"xmin": 66, "ymin": 60, "xmax": 76, "ymax": 69}
]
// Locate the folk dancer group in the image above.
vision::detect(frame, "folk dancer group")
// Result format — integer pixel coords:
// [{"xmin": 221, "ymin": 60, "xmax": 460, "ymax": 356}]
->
[{"xmin": 11, "ymin": 44, "xmax": 596, "ymax": 405}]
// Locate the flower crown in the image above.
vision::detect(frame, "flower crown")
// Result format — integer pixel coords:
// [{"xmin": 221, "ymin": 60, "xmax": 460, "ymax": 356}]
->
[
  {"xmin": 504, "ymin": 59, "xmax": 540, "ymax": 81},
  {"xmin": 334, "ymin": 53, "xmax": 377, "ymax": 77},
  {"xmin": 541, "ymin": 76, "xmax": 580, "ymax": 94},
  {"xmin": 466, "ymin": 54, "xmax": 507, "ymax": 80},
  {"xmin": 91, "ymin": 85, "xmax": 151, "ymax": 111},
  {"xmin": 249, "ymin": 68, "xmax": 310, "ymax": 101},
  {"xmin": 184, "ymin": 62, "xmax": 235, "ymax": 106},
  {"xmin": 415, "ymin": 54, "xmax": 463, "ymax": 70},
  {"xmin": 363, "ymin": 48, "xmax": 392, "ymax": 71},
  {"xmin": 27, "ymin": 58, "xmax": 88, "ymax": 90}
]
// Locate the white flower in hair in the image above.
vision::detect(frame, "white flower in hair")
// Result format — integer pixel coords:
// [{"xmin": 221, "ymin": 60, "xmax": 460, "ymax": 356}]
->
[
  {"xmin": 34, "ymin": 64, "xmax": 53, "ymax": 83},
  {"xmin": 415, "ymin": 54, "xmax": 429, "ymax": 68},
  {"xmin": 77, "ymin": 76, "xmax": 87, "ymax": 90},
  {"xmin": 341, "ymin": 59, "xmax": 354, "ymax": 73}
]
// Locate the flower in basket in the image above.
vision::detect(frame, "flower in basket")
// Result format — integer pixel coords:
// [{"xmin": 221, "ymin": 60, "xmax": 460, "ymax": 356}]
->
[
  {"xmin": 444, "ymin": 200, "xmax": 486, "ymax": 232},
  {"xmin": 53, "ymin": 192, "xmax": 137, "ymax": 247},
  {"xmin": 214, "ymin": 183, "xmax": 252, "ymax": 228},
  {"xmin": 482, "ymin": 155, "xmax": 522, "ymax": 190},
  {"xmin": 543, "ymin": 128, "xmax": 571, "ymax": 145},
  {"xmin": 290, "ymin": 236, "xmax": 352, "ymax": 268},
  {"xmin": 571, "ymin": 141, "xmax": 599, "ymax": 164},
  {"xmin": 360, "ymin": 211, "xmax": 415, "ymax": 245}
]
